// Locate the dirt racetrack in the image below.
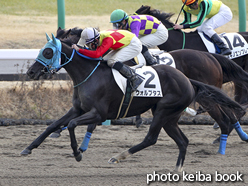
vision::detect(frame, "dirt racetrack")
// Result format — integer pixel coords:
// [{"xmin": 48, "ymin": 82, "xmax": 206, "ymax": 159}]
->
[{"xmin": 0, "ymin": 124, "xmax": 247, "ymax": 186}]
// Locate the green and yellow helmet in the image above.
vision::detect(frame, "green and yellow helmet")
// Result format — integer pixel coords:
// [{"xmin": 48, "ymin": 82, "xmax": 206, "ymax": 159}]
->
[{"xmin": 110, "ymin": 9, "xmax": 129, "ymax": 23}]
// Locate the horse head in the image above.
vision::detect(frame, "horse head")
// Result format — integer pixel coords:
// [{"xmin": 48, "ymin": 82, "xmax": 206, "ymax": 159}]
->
[{"xmin": 27, "ymin": 33, "xmax": 74, "ymax": 80}]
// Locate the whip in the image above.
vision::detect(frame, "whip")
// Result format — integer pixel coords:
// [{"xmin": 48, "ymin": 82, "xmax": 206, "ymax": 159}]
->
[{"xmin": 175, "ymin": 0, "xmax": 187, "ymax": 24}]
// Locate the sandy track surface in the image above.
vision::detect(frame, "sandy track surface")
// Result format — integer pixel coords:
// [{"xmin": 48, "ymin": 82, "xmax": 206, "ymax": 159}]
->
[{"xmin": 0, "ymin": 124, "xmax": 247, "ymax": 186}]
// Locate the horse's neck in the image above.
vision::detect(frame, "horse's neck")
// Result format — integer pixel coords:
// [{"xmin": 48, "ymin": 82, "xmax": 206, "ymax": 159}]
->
[
  {"xmin": 163, "ymin": 21, "xmax": 174, "ymax": 30},
  {"xmin": 163, "ymin": 28, "xmax": 205, "ymax": 51},
  {"xmin": 61, "ymin": 46, "xmax": 99, "ymax": 86}
]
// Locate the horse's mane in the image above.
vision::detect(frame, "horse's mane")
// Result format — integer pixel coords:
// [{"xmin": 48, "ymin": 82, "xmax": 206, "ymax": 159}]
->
[
  {"xmin": 135, "ymin": 5, "xmax": 175, "ymax": 28},
  {"xmin": 56, "ymin": 27, "xmax": 83, "ymax": 46},
  {"xmin": 70, "ymin": 27, "xmax": 83, "ymax": 37},
  {"xmin": 57, "ymin": 27, "xmax": 102, "ymax": 47}
]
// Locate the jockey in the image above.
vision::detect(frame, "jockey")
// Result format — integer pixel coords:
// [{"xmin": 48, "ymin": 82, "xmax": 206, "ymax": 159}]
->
[
  {"xmin": 110, "ymin": 9, "xmax": 168, "ymax": 65},
  {"xmin": 173, "ymin": 0, "xmax": 232, "ymax": 55},
  {"xmin": 72, "ymin": 27, "xmax": 143, "ymax": 92}
]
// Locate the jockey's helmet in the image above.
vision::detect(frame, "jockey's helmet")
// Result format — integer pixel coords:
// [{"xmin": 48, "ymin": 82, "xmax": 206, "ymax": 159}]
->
[
  {"xmin": 110, "ymin": 9, "xmax": 129, "ymax": 29},
  {"xmin": 77, "ymin": 27, "xmax": 100, "ymax": 47},
  {"xmin": 182, "ymin": 0, "xmax": 197, "ymax": 6}
]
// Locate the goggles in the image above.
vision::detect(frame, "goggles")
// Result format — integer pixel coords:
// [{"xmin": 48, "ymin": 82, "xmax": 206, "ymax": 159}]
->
[
  {"xmin": 113, "ymin": 22, "xmax": 121, "ymax": 29},
  {"xmin": 188, "ymin": 1, "xmax": 198, "ymax": 8}
]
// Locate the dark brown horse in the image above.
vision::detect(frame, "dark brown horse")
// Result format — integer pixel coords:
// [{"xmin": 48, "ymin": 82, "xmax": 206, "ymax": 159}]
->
[
  {"xmin": 55, "ymin": 27, "xmax": 248, "ymax": 144},
  {"xmin": 135, "ymin": 5, "xmax": 248, "ymax": 105},
  {"xmin": 20, "ymin": 33, "xmax": 248, "ymax": 171}
]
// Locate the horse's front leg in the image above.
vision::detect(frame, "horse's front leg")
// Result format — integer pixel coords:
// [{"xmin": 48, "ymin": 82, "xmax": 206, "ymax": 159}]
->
[
  {"xmin": 20, "ymin": 107, "xmax": 81, "ymax": 155},
  {"xmin": 78, "ymin": 124, "xmax": 97, "ymax": 152},
  {"xmin": 67, "ymin": 108, "xmax": 102, "ymax": 162}
]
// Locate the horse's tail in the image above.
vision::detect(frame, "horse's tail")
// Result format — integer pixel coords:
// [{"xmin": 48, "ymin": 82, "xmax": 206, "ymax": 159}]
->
[
  {"xmin": 212, "ymin": 53, "xmax": 248, "ymax": 88},
  {"xmin": 189, "ymin": 79, "xmax": 246, "ymax": 119}
]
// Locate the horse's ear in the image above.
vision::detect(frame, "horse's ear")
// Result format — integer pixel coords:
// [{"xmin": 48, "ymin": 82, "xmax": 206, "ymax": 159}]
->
[
  {"xmin": 65, "ymin": 29, "xmax": 71, "ymax": 36},
  {"xmin": 51, "ymin": 33, "xmax": 57, "ymax": 44},
  {"xmin": 46, "ymin": 33, "xmax": 52, "ymax": 41}
]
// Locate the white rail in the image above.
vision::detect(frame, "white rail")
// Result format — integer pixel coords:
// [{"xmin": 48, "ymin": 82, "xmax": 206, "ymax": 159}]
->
[
  {"xmin": 0, "ymin": 49, "xmax": 160, "ymax": 75},
  {"xmin": 0, "ymin": 49, "xmax": 39, "ymax": 60},
  {"xmin": 0, "ymin": 49, "xmax": 66, "ymax": 75}
]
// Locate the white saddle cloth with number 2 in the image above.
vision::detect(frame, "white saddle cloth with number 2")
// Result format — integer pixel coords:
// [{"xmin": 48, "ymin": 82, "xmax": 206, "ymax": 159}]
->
[{"xmin": 112, "ymin": 66, "xmax": 163, "ymax": 97}]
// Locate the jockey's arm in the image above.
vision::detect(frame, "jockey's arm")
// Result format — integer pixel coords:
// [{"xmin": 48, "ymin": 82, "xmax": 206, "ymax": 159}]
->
[
  {"xmin": 129, "ymin": 19, "xmax": 141, "ymax": 37},
  {"xmin": 180, "ymin": 10, "xmax": 191, "ymax": 25},
  {"xmin": 78, "ymin": 37, "xmax": 114, "ymax": 58},
  {"xmin": 183, "ymin": 0, "xmax": 208, "ymax": 29}
]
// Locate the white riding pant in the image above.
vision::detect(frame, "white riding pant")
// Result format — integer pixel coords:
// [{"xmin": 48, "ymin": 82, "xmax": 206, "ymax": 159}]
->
[
  {"xmin": 103, "ymin": 36, "xmax": 142, "ymax": 67},
  {"xmin": 197, "ymin": 4, "xmax": 233, "ymax": 38},
  {"xmin": 139, "ymin": 24, "xmax": 168, "ymax": 48}
]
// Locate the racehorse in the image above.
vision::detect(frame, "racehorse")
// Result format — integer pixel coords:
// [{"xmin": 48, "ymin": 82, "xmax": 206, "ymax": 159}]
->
[
  {"xmin": 135, "ymin": 5, "xmax": 248, "ymax": 105},
  {"xmin": 54, "ymin": 27, "xmax": 248, "ymax": 144},
  {"xmin": 21, "ymin": 33, "xmax": 248, "ymax": 171}
]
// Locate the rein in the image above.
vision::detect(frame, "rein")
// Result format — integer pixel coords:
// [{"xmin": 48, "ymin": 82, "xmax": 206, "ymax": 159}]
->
[
  {"xmin": 167, "ymin": 27, "xmax": 185, "ymax": 49},
  {"xmin": 73, "ymin": 51, "xmax": 102, "ymax": 88},
  {"xmin": 60, "ymin": 49, "xmax": 75, "ymax": 68},
  {"xmin": 59, "ymin": 41, "xmax": 102, "ymax": 88},
  {"xmin": 73, "ymin": 61, "xmax": 101, "ymax": 88}
]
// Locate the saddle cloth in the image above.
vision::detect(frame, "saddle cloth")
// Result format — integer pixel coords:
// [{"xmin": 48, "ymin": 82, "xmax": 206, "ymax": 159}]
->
[
  {"xmin": 112, "ymin": 51, "xmax": 176, "ymax": 97},
  {"xmin": 112, "ymin": 51, "xmax": 177, "ymax": 118},
  {"xmin": 112, "ymin": 65, "xmax": 163, "ymax": 98},
  {"xmin": 150, "ymin": 49, "xmax": 176, "ymax": 68},
  {"xmin": 198, "ymin": 32, "xmax": 248, "ymax": 59}
]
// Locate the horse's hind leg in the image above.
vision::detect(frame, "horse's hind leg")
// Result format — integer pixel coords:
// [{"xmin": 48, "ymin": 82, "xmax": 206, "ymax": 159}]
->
[
  {"xmin": 135, "ymin": 115, "xmax": 143, "ymax": 128},
  {"xmin": 108, "ymin": 114, "xmax": 164, "ymax": 164},
  {"xmin": 232, "ymin": 121, "xmax": 248, "ymax": 142},
  {"xmin": 162, "ymin": 122, "xmax": 188, "ymax": 172},
  {"xmin": 212, "ymin": 110, "xmax": 248, "ymax": 144},
  {"xmin": 205, "ymin": 105, "xmax": 244, "ymax": 154},
  {"xmin": 108, "ymin": 113, "xmax": 187, "ymax": 172}
]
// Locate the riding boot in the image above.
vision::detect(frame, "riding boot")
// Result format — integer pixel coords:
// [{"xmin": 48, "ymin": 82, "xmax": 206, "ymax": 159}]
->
[
  {"xmin": 113, "ymin": 62, "xmax": 144, "ymax": 92},
  {"xmin": 211, "ymin": 33, "xmax": 231, "ymax": 55},
  {"xmin": 141, "ymin": 45, "xmax": 157, "ymax": 65}
]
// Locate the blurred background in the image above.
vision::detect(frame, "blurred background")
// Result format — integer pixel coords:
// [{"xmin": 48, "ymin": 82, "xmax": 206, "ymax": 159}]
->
[{"xmin": 0, "ymin": 0, "xmax": 247, "ymax": 49}]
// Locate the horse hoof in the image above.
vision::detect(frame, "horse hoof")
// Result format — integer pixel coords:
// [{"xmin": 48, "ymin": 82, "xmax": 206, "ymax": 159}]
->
[
  {"xmin": 174, "ymin": 166, "xmax": 183, "ymax": 172},
  {"xmin": 49, "ymin": 132, "xmax": 61, "ymax": 138},
  {"xmin": 108, "ymin": 157, "xmax": 119, "ymax": 164},
  {"xmin": 135, "ymin": 118, "xmax": 143, "ymax": 128},
  {"xmin": 75, "ymin": 152, "xmax": 82, "ymax": 162},
  {"xmin": 212, "ymin": 137, "xmax": 220, "ymax": 144},
  {"xmin": 213, "ymin": 122, "xmax": 219, "ymax": 129},
  {"xmin": 20, "ymin": 148, "xmax": 31, "ymax": 155}
]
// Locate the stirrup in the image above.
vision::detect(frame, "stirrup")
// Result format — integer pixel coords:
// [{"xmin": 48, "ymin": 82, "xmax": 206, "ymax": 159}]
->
[
  {"xmin": 130, "ymin": 75, "xmax": 143, "ymax": 92},
  {"xmin": 221, "ymin": 48, "xmax": 231, "ymax": 55}
]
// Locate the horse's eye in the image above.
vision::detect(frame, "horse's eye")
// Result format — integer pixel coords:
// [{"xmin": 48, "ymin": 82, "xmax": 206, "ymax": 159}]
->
[{"xmin": 42, "ymin": 48, "xmax": 53, "ymax": 59}]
